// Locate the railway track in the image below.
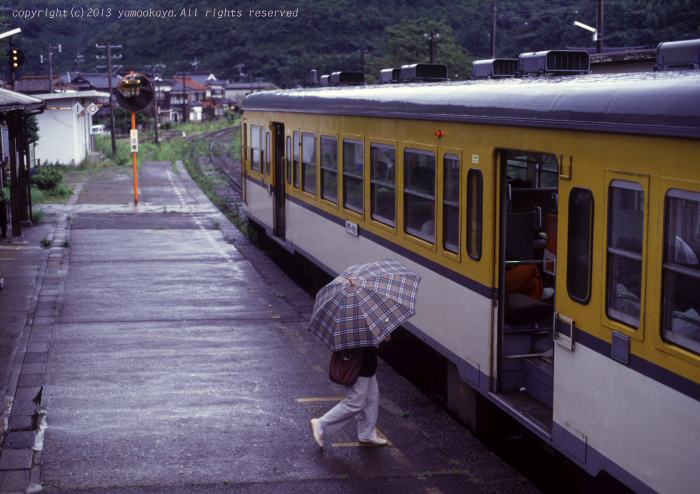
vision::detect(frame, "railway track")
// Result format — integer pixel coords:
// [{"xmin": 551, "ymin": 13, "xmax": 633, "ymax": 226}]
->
[{"xmin": 208, "ymin": 127, "xmax": 242, "ymax": 194}]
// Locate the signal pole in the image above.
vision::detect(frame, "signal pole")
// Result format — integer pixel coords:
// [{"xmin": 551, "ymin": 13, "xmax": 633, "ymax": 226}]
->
[
  {"xmin": 491, "ymin": 3, "xmax": 497, "ymax": 58},
  {"xmin": 96, "ymin": 43, "xmax": 122, "ymax": 156},
  {"xmin": 597, "ymin": 0, "xmax": 604, "ymax": 54},
  {"xmin": 424, "ymin": 32, "xmax": 440, "ymax": 63}
]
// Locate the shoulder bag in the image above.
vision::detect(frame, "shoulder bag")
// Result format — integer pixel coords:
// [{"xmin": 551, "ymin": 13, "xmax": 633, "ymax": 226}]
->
[{"xmin": 329, "ymin": 349, "xmax": 363, "ymax": 385}]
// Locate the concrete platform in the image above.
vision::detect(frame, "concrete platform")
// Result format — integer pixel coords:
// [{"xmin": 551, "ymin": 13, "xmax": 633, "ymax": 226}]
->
[{"xmin": 0, "ymin": 161, "xmax": 540, "ymax": 494}]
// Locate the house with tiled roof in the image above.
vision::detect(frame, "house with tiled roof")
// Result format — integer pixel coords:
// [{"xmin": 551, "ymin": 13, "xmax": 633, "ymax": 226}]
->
[{"xmin": 8, "ymin": 76, "xmax": 77, "ymax": 94}]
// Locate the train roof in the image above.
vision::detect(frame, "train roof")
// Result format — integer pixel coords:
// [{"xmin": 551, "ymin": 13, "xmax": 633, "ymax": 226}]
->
[{"xmin": 242, "ymin": 71, "xmax": 700, "ymax": 139}]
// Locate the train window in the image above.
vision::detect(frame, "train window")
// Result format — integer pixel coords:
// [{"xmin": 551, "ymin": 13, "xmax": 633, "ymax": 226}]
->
[
  {"xmin": 286, "ymin": 136, "xmax": 292, "ymax": 184},
  {"xmin": 539, "ymin": 156, "xmax": 558, "ymax": 188},
  {"xmin": 404, "ymin": 148, "xmax": 436, "ymax": 243},
  {"xmin": 343, "ymin": 139, "xmax": 364, "ymax": 213},
  {"xmin": 370, "ymin": 144, "xmax": 396, "ymax": 226},
  {"xmin": 661, "ymin": 189, "xmax": 700, "ymax": 355},
  {"xmin": 266, "ymin": 132, "xmax": 271, "ymax": 175},
  {"xmin": 506, "ymin": 153, "xmax": 557, "ymax": 188},
  {"xmin": 302, "ymin": 133, "xmax": 317, "ymax": 195},
  {"xmin": 321, "ymin": 136, "xmax": 338, "ymax": 203},
  {"xmin": 443, "ymin": 154, "xmax": 460, "ymax": 252},
  {"xmin": 567, "ymin": 188, "xmax": 594, "ymax": 304},
  {"xmin": 606, "ymin": 180, "xmax": 645, "ymax": 329},
  {"xmin": 467, "ymin": 169, "xmax": 483, "ymax": 260},
  {"xmin": 251, "ymin": 125, "xmax": 261, "ymax": 172},
  {"xmin": 293, "ymin": 131, "xmax": 300, "ymax": 188}
]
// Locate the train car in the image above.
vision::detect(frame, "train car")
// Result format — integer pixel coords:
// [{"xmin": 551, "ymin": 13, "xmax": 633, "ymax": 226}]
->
[{"xmin": 240, "ymin": 56, "xmax": 700, "ymax": 493}]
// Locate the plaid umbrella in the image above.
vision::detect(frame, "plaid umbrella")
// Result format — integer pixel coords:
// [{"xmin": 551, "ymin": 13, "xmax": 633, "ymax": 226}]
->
[{"xmin": 309, "ymin": 258, "xmax": 421, "ymax": 351}]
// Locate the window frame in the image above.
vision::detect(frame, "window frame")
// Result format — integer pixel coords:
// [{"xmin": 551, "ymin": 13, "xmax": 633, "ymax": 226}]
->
[
  {"xmin": 601, "ymin": 171, "xmax": 649, "ymax": 341},
  {"xmin": 250, "ymin": 124, "xmax": 261, "ymax": 173},
  {"xmin": 301, "ymin": 132, "xmax": 317, "ymax": 196},
  {"xmin": 286, "ymin": 135, "xmax": 292, "ymax": 184},
  {"xmin": 467, "ymin": 168, "xmax": 483, "ymax": 261},
  {"xmin": 442, "ymin": 153, "xmax": 461, "ymax": 255},
  {"xmin": 403, "ymin": 147, "xmax": 437, "ymax": 245},
  {"xmin": 293, "ymin": 131, "xmax": 300, "ymax": 189},
  {"xmin": 661, "ymin": 188, "xmax": 700, "ymax": 356},
  {"xmin": 265, "ymin": 131, "xmax": 271, "ymax": 176},
  {"xmin": 320, "ymin": 135, "xmax": 339, "ymax": 205},
  {"xmin": 370, "ymin": 142, "xmax": 397, "ymax": 228},
  {"xmin": 342, "ymin": 138, "xmax": 365, "ymax": 215},
  {"xmin": 567, "ymin": 187, "xmax": 594, "ymax": 304}
]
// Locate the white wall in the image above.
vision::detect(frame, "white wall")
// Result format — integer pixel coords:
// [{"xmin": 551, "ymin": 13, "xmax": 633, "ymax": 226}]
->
[{"xmin": 34, "ymin": 91, "xmax": 108, "ymax": 166}]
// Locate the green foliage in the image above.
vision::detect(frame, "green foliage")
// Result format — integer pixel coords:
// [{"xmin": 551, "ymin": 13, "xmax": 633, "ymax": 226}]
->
[
  {"xmin": 366, "ymin": 18, "xmax": 473, "ymax": 81},
  {"xmin": 25, "ymin": 113, "xmax": 40, "ymax": 143},
  {"xmin": 6, "ymin": 0, "xmax": 699, "ymax": 87},
  {"xmin": 33, "ymin": 167, "xmax": 64, "ymax": 191}
]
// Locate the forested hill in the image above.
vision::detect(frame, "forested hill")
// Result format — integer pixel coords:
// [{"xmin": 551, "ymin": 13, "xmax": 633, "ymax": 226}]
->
[{"xmin": 5, "ymin": 0, "xmax": 700, "ymax": 86}]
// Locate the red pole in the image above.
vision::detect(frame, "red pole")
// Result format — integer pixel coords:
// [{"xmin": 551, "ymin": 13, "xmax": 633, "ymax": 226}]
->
[{"xmin": 132, "ymin": 112, "xmax": 139, "ymax": 204}]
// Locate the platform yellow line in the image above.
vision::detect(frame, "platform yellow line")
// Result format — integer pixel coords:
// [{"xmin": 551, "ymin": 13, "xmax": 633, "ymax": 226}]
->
[
  {"xmin": 331, "ymin": 429, "xmax": 392, "ymax": 447},
  {"xmin": 297, "ymin": 397, "xmax": 344, "ymax": 402}
]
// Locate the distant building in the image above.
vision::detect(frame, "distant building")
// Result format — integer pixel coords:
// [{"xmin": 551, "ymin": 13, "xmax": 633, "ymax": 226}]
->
[
  {"xmin": 7, "ymin": 76, "xmax": 77, "ymax": 94},
  {"xmin": 225, "ymin": 81, "xmax": 279, "ymax": 107},
  {"xmin": 33, "ymin": 91, "xmax": 109, "ymax": 166}
]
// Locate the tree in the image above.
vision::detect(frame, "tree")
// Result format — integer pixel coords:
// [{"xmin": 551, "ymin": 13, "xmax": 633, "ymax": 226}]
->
[
  {"xmin": 25, "ymin": 112, "xmax": 39, "ymax": 144},
  {"xmin": 366, "ymin": 19, "xmax": 474, "ymax": 82}
]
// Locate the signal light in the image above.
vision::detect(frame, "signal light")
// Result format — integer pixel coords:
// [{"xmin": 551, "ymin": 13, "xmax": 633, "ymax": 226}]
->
[
  {"xmin": 435, "ymin": 130, "xmax": 444, "ymax": 137},
  {"xmin": 7, "ymin": 49, "xmax": 24, "ymax": 70}
]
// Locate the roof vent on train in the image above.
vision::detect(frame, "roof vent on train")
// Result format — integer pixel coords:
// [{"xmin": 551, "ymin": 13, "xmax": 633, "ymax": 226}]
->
[
  {"xmin": 518, "ymin": 50, "xmax": 590, "ymax": 76},
  {"xmin": 400, "ymin": 63, "xmax": 449, "ymax": 82},
  {"xmin": 471, "ymin": 59, "xmax": 518, "ymax": 79},
  {"xmin": 309, "ymin": 69, "xmax": 319, "ymax": 85},
  {"xmin": 379, "ymin": 68, "xmax": 402, "ymax": 84},
  {"xmin": 329, "ymin": 71, "xmax": 365, "ymax": 86},
  {"xmin": 655, "ymin": 39, "xmax": 700, "ymax": 71}
]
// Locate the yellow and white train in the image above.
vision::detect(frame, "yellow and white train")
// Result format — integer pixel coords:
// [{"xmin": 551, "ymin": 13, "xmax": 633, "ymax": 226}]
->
[{"xmin": 241, "ymin": 50, "xmax": 700, "ymax": 494}]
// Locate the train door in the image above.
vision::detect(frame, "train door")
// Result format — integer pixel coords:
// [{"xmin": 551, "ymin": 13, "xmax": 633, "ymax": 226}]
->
[
  {"xmin": 494, "ymin": 150, "xmax": 559, "ymax": 432},
  {"xmin": 272, "ymin": 122, "xmax": 286, "ymax": 238}
]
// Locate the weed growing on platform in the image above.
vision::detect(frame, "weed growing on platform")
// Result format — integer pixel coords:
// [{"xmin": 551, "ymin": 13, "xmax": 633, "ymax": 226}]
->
[
  {"xmin": 40, "ymin": 238, "xmax": 52, "ymax": 247},
  {"xmin": 62, "ymin": 240, "xmax": 71, "ymax": 248},
  {"xmin": 31, "ymin": 209, "xmax": 46, "ymax": 224}
]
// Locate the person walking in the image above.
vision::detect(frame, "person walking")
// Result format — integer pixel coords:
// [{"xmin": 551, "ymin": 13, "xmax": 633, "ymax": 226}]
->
[{"xmin": 310, "ymin": 340, "xmax": 389, "ymax": 448}]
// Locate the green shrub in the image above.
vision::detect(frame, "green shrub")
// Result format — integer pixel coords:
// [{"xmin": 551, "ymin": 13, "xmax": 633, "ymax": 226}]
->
[{"xmin": 33, "ymin": 167, "xmax": 64, "ymax": 191}]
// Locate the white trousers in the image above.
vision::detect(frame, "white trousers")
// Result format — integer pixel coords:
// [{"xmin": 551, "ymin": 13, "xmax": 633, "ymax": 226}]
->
[{"xmin": 318, "ymin": 375, "xmax": 379, "ymax": 441}]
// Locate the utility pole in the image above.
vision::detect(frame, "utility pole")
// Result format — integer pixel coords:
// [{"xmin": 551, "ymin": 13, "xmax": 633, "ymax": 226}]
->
[
  {"xmin": 74, "ymin": 53, "xmax": 84, "ymax": 73},
  {"xmin": 357, "ymin": 49, "xmax": 369, "ymax": 73},
  {"xmin": 491, "ymin": 3, "xmax": 497, "ymax": 58},
  {"xmin": 181, "ymin": 67, "xmax": 187, "ymax": 124},
  {"xmin": 45, "ymin": 44, "xmax": 61, "ymax": 93},
  {"xmin": 181, "ymin": 59, "xmax": 198, "ymax": 124},
  {"xmin": 10, "ymin": 36, "xmax": 16, "ymax": 91},
  {"xmin": 424, "ymin": 32, "xmax": 440, "ymax": 63},
  {"xmin": 145, "ymin": 63, "xmax": 165, "ymax": 147},
  {"xmin": 597, "ymin": 0, "xmax": 604, "ymax": 54},
  {"xmin": 96, "ymin": 43, "xmax": 122, "ymax": 157}
]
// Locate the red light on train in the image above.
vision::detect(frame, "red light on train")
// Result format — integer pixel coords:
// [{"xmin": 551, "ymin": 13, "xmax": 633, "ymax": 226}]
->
[{"xmin": 435, "ymin": 130, "xmax": 444, "ymax": 137}]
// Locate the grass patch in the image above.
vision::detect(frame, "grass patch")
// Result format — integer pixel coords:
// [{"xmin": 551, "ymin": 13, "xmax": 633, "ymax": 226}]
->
[
  {"xmin": 31, "ymin": 209, "xmax": 47, "ymax": 224},
  {"xmin": 178, "ymin": 138, "xmax": 252, "ymax": 240}
]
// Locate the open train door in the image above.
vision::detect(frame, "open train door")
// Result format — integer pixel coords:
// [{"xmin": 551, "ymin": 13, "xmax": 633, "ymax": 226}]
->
[
  {"xmin": 272, "ymin": 123, "xmax": 286, "ymax": 238},
  {"xmin": 494, "ymin": 149, "xmax": 559, "ymax": 434}
]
